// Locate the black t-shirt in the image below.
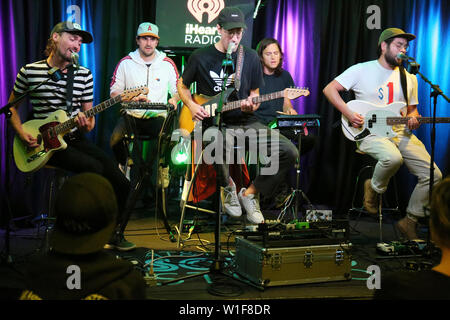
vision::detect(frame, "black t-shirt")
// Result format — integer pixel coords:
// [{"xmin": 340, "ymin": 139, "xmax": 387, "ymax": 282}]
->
[
  {"xmin": 373, "ymin": 269, "xmax": 450, "ymax": 300},
  {"xmin": 181, "ymin": 44, "xmax": 264, "ymax": 125},
  {"xmin": 256, "ymin": 70, "xmax": 295, "ymax": 125}
]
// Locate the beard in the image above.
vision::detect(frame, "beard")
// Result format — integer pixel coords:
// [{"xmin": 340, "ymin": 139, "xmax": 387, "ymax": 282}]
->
[{"xmin": 385, "ymin": 47, "xmax": 402, "ymax": 67}]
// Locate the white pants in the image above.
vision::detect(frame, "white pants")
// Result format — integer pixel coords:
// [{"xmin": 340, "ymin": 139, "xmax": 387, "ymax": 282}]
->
[{"xmin": 357, "ymin": 125, "xmax": 442, "ymax": 218}]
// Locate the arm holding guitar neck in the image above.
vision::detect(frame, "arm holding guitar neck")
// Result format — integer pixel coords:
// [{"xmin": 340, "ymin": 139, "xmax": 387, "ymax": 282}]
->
[
  {"xmin": 75, "ymin": 101, "xmax": 95, "ymax": 132},
  {"xmin": 242, "ymin": 88, "xmax": 260, "ymax": 113},
  {"xmin": 404, "ymin": 104, "xmax": 421, "ymax": 130}
]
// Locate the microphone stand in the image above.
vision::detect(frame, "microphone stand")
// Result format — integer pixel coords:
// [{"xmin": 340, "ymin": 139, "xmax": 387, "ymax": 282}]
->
[
  {"xmin": 405, "ymin": 58, "xmax": 450, "ymax": 257},
  {"xmin": 160, "ymin": 50, "xmax": 240, "ymax": 295},
  {"xmin": 0, "ymin": 68, "xmax": 64, "ymax": 264}
]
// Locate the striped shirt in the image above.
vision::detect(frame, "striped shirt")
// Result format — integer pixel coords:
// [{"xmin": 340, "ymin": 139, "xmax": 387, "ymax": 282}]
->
[{"xmin": 13, "ymin": 60, "xmax": 94, "ymax": 119}]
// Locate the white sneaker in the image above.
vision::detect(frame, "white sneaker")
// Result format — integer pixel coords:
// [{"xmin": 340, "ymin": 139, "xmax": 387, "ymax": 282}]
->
[
  {"xmin": 238, "ymin": 188, "xmax": 264, "ymax": 224},
  {"xmin": 221, "ymin": 179, "xmax": 242, "ymax": 218}
]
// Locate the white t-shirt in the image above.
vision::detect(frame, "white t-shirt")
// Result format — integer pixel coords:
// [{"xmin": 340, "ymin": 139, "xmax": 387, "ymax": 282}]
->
[{"xmin": 335, "ymin": 60, "xmax": 418, "ymax": 106}]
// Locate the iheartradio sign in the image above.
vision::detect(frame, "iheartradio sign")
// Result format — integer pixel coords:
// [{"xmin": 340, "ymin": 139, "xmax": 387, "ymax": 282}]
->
[
  {"xmin": 156, "ymin": 0, "xmax": 253, "ymax": 48},
  {"xmin": 187, "ymin": 0, "xmax": 225, "ymax": 24}
]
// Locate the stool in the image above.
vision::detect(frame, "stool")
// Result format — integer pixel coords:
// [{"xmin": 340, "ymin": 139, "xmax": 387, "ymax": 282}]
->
[
  {"xmin": 349, "ymin": 150, "xmax": 401, "ymax": 242},
  {"xmin": 119, "ymin": 111, "xmax": 176, "ymax": 240},
  {"xmin": 35, "ymin": 166, "xmax": 69, "ymax": 252}
]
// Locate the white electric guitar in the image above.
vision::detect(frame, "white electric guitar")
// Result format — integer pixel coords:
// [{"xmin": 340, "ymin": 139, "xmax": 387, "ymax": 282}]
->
[
  {"xmin": 13, "ymin": 87, "xmax": 148, "ymax": 173},
  {"xmin": 341, "ymin": 100, "xmax": 450, "ymax": 142}
]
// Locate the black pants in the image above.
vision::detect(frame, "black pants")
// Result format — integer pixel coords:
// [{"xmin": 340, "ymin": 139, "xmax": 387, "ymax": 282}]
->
[
  {"xmin": 110, "ymin": 116, "xmax": 165, "ymax": 166},
  {"xmin": 47, "ymin": 134, "xmax": 131, "ymax": 229},
  {"xmin": 202, "ymin": 121, "xmax": 299, "ymax": 198}
]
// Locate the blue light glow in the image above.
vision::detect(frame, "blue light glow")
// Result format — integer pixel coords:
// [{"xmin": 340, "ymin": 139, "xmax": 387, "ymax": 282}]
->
[{"xmin": 408, "ymin": 0, "xmax": 450, "ymax": 168}]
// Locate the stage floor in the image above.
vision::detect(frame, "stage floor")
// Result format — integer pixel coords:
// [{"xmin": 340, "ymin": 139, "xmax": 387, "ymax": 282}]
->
[{"xmin": 0, "ymin": 198, "xmax": 439, "ymax": 302}]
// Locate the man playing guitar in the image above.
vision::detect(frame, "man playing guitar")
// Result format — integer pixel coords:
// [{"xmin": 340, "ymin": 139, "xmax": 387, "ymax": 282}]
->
[
  {"xmin": 8, "ymin": 21, "xmax": 134, "ymax": 251},
  {"xmin": 323, "ymin": 28, "xmax": 442, "ymax": 239},
  {"xmin": 177, "ymin": 7, "xmax": 298, "ymax": 224}
]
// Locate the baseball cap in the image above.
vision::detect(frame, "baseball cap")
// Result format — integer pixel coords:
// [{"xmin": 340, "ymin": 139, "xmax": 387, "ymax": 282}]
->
[
  {"xmin": 137, "ymin": 22, "xmax": 160, "ymax": 39},
  {"xmin": 50, "ymin": 173, "xmax": 118, "ymax": 255},
  {"xmin": 217, "ymin": 7, "xmax": 247, "ymax": 30},
  {"xmin": 51, "ymin": 21, "xmax": 93, "ymax": 43},
  {"xmin": 378, "ymin": 28, "xmax": 416, "ymax": 45}
]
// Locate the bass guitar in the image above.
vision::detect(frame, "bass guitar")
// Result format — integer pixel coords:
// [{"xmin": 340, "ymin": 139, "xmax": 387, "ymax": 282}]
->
[
  {"xmin": 341, "ymin": 100, "xmax": 450, "ymax": 141},
  {"xmin": 13, "ymin": 87, "xmax": 148, "ymax": 173},
  {"xmin": 179, "ymin": 87, "xmax": 310, "ymax": 135}
]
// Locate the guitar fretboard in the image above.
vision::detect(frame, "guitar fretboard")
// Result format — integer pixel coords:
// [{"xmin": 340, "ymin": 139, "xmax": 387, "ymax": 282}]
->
[
  {"xmin": 121, "ymin": 102, "xmax": 171, "ymax": 110},
  {"xmin": 387, "ymin": 117, "xmax": 450, "ymax": 125},
  {"xmin": 54, "ymin": 95, "xmax": 122, "ymax": 135},
  {"xmin": 222, "ymin": 90, "xmax": 286, "ymax": 112}
]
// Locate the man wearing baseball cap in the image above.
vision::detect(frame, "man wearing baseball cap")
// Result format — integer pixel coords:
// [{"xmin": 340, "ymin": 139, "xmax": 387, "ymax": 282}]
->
[
  {"xmin": 177, "ymin": 7, "xmax": 298, "ymax": 224},
  {"xmin": 109, "ymin": 22, "xmax": 180, "ymax": 230},
  {"xmin": 8, "ymin": 21, "xmax": 132, "ymax": 251},
  {"xmin": 323, "ymin": 27, "xmax": 442, "ymax": 240},
  {"xmin": 19, "ymin": 173, "xmax": 146, "ymax": 300}
]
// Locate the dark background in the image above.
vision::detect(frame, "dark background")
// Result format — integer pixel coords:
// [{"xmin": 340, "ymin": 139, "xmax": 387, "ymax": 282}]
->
[{"xmin": 0, "ymin": 0, "xmax": 449, "ymax": 223}]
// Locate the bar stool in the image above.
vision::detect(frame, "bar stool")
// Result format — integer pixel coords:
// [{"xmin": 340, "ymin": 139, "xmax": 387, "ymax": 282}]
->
[
  {"xmin": 35, "ymin": 166, "xmax": 69, "ymax": 252},
  {"xmin": 349, "ymin": 149, "xmax": 401, "ymax": 242}
]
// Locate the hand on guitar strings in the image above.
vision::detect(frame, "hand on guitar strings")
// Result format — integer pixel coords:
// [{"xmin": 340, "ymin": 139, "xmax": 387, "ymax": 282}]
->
[
  {"xmin": 20, "ymin": 131, "xmax": 39, "ymax": 148},
  {"xmin": 348, "ymin": 112, "xmax": 364, "ymax": 128},
  {"xmin": 74, "ymin": 112, "xmax": 94, "ymax": 132},
  {"xmin": 191, "ymin": 103, "xmax": 210, "ymax": 121},
  {"xmin": 240, "ymin": 94, "xmax": 259, "ymax": 113}
]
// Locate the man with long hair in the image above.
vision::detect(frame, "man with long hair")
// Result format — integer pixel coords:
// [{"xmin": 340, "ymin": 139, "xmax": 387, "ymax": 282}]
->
[{"xmin": 8, "ymin": 21, "xmax": 134, "ymax": 251}]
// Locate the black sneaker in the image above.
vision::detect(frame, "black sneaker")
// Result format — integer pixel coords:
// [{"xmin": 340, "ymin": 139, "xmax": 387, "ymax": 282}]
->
[{"xmin": 104, "ymin": 234, "xmax": 136, "ymax": 251}]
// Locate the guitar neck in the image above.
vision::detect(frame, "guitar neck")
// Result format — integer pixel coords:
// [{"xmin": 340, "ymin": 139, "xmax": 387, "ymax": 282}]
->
[
  {"xmin": 121, "ymin": 102, "xmax": 171, "ymax": 110},
  {"xmin": 222, "ymin": 90, "xmax": 285, "ymax": 112},
  {"xmin": 54, "ymin": 95, "xmax": 123, "ymax": 135},
  {"xmin": 387, "ymin": 117, "xmax": 450, "ymax": 125}
]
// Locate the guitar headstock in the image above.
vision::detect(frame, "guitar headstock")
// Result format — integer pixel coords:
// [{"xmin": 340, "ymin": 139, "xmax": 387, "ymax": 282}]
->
[
  {"xmin": 284, "ymin": 87, "xmax": 310, "ymax": 100},
  {"xmin": 120, "ymin": 86, "xmax": 149, "ymax": 102}
]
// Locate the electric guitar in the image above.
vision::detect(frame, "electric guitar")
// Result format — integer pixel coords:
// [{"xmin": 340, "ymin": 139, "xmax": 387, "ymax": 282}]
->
[
  {"xmin": 178, "ymin": 87, "xmax": 310, "ymax": 135},
  {"xmin": 342, "ymin": 100, "xmax": 450, "ymax": 141},
  {"xmin": 13, "ymin": 87, "xmax": 148, "ymax": 173}
]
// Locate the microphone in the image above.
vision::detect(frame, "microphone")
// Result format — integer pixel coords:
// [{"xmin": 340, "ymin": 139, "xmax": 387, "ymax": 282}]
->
[
  {"xmin": 397, "ymin": 53, "xmax": 414, "ymax": 61},
  {"xmin": 48, "ymin": 67, "xmax": 63, "ymax": 82},
  {"xmin": 71, "ymin": 51, "xmax": 80, "ymax": 69},
  {"xmin": 226, "ymin": 42, "xmax": 236, "ymax": 59}
]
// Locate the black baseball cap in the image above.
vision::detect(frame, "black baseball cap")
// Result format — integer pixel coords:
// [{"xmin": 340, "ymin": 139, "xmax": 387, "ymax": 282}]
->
[
  {"xmin": 217, "ymin": 7, "xmax": 247, "ymax": 30},
  {"xmin": 50, "ymin": 173, "xmax": 118, "ymax": 255},
  {"xmin": 51, "ymin": 21, "xmax": 93, "ymax": 43}
]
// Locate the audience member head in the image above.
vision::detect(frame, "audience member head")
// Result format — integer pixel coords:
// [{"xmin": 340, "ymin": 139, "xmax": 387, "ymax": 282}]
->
[
  {"xmin": 50, "ymin": 173, "xmax": 118, "ymax": 255},
  {"xmin": 430, "ymin": 176, "xmax": 450, "ymax": 249}
]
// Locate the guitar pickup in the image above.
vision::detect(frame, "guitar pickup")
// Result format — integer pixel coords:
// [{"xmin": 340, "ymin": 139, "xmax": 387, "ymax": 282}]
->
[{"xmin": 27, "ymin": 150, "xmax": 46, "ymax": 163}]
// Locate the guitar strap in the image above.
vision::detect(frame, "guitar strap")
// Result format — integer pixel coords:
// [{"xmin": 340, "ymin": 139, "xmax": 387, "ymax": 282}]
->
[
  {"xmin": 65, "ymin": 65, "xmax": 75, "ymax": 115},
  {"xmin": 234, "ymin": 45, "xmax": 244, "ymax": 92},
  {"xmin": 399, "ymin": 65, "xmax": 409, "ymax": 106}
]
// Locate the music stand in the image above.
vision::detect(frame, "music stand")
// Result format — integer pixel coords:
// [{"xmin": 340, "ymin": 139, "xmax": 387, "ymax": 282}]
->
[{"xmin": 276, "ymin": 115, "xmax": 320, "ymax": 221}]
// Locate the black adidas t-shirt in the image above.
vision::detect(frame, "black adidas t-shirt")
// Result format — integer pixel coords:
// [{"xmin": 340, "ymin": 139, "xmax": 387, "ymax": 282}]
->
[
  {"xmin": 181, "ymin": 44, "xmax": 264, "ymax": 125},
  {"xmin": 256, "ymin": 70, "xmax": 295, "ymax": 125}
]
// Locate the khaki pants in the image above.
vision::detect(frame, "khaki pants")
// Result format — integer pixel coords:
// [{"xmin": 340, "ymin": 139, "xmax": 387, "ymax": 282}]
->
[{"xmin": 357, "ymin": 125, "xmax": 442, "ymax": 218}]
